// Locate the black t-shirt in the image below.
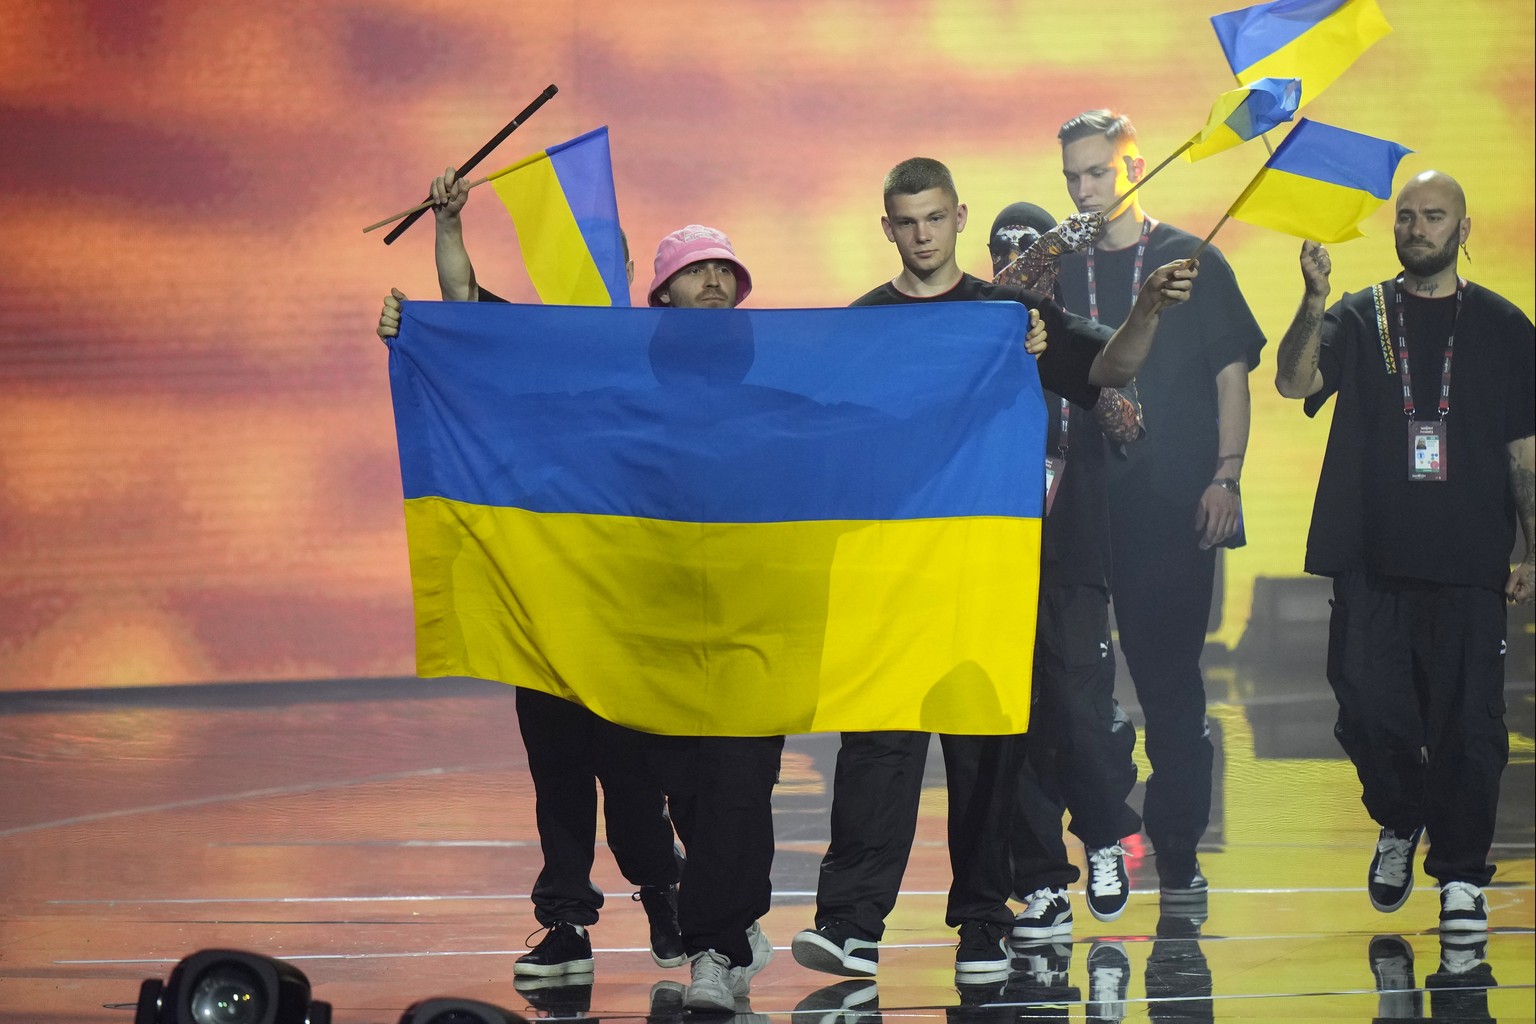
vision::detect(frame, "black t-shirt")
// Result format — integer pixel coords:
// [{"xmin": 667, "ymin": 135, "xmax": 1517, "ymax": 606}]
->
[
  {"xmin": 1057, "ymin": 222, "xmax": 1266, "ymax": 509},
  {"xmin": 1303, "ymin": 281, "xmax": 1535, "ymax": 592},
  {"xmin": 850, "ymin": 274, "xmax": 1114, "ymax": 588}
]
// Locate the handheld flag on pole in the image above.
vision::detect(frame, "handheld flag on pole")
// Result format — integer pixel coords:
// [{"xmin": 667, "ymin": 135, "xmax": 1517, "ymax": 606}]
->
[
  {"xmin": 1101, "ymin": 77, "xmax": 1301, "ymax": 219},
  {"xmin": 485, "ymin": 126, "xmax": 629, "ymax": 306},
  {"xmin": 1182, "ymin": 77, "xmax": 1302, "ymax": 161},
  {"xmin": 387, "ymin": 300, "xmax": 1046, "ymax": 736},
  {"xmin": 1193, "ymin": 118, "xmax": 1410, "ymax": 253},
  {"xmin": 1211, "ymin": 0, "xmax": 1391, "ymax": 103}
]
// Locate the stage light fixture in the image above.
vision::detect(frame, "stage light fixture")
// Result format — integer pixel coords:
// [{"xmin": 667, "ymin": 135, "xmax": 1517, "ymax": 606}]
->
[
  {"xmin": 134, "ymin": 948, "xmax": 331, "ymax": 1024},
  {"xmin": 397, "ymin": 997, "xmax": 525, "ymax": 1024}
]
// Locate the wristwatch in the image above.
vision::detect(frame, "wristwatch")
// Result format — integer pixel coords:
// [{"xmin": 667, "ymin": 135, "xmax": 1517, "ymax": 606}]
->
[{"xmin": 1211, "ymin": 477, "xmax": 1240, "ymax": 496}]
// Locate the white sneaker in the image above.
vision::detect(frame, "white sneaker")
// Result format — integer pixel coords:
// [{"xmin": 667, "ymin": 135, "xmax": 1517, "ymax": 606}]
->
[
  {"xmin": 728, "ymin": 921, "xmax": 775, "ymax": 995},
  {"xmin": 685, "ymin": 951, "xmax": 735, "ymax": 1012}
]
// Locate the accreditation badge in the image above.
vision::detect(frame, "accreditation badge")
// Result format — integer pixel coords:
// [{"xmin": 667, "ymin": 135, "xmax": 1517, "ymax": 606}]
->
[
  {"xmin": 1408, "ymin": 421, "xmax": 1447, "ymax": 481},
  {"xmin": 1044, "ymin": 456, "xmax": 1065, "ymax": 515}
]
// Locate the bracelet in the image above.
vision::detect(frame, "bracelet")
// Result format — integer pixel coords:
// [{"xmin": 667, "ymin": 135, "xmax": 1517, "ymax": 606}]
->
[
  {"xmin": 1217, "ymin": 454, "xmax": 1244, "ymax": 463},
  {"xmin": 1211, "ymin": 477, "xmax": 1240, "ymax": 496}
]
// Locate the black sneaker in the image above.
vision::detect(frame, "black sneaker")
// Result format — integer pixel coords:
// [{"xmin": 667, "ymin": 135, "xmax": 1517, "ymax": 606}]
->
[
  {"xmin": 1086, "ymin": 941, "xmax": 1131, "ymax": 1023},
  {"xmin": 955, "ymin": 920, "xmax": 1012, "ymax": 975},
  {"xmin": 791, "ymin": 921, "xmax": 879, "ymax": 976},
  {"xmin": 1012, "ymin": 887, "xmax": 1073, "ymax": 940},
  {"xmin": 647, "ymin": 980, "xmax": 686, "ymax": 1021},
  {"xmin": 1438, "ymin": 881, "xmax": 1488, "ymax": 932},
  {"xmin": 1158, "ymin": 859, "xmax": 1208, "ymax": 900},
  {"xmin": 514, "ymin": 971, "xmax": 595, "ymax": 1015},
  {"xmin": 1368, "ymin": 935, "xmax": 1420, "ymax": 1019},
  {"xmin": 1426, "ymin": 935, "xmax": 1495, "ymax": 1020},
  {"xmin": 635, "ymin": 884, "xmax": 687, "ymax": 967},
  {"xmin": 1156, "ymin": 895, "xmax": 1207, "ymax": 939},
  {"xmin": 1368, "ymin": 827, "xmax": 1422, "ymax": 912},
  {"xmin": 515, "ymin": 921, "xmax": 596, "ymax": 977},
  {"xmin": 1085, "ymin": 844, "xmax": 1131, "ymax": 922},
  {"xmin": 793, "ymin": 980, "xmax": 880, "ymax": 1024},
  {"xmin": 1012, "ymin": 940, "xmax": 1072, "ymax": 990}
]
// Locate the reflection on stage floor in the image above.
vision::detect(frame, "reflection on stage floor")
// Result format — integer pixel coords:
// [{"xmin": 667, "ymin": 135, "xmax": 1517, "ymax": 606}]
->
[{"xmin": 2, "ymin": 657, "xmax": 1531, "ymax": 1022}]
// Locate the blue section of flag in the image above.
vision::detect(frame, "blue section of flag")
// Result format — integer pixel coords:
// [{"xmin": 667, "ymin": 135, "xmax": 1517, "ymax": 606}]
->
[
  {"xmin": 1266, "ymin": 118, "xmax": 1412, "ymax": 198},
  {"xmin": 1212, "ymin": 0, "xmax": 1350, "ymax": 74},
  {"xmin": 1227, "ymin": 77, "xmax": 1302, "ymax": 138},
  {"xmin": 546, "ymin": 127, "xmax": 630, "ymax": 307},
  {"xmin": 388, "ymin": 300, "xmax": 1045, "ymax": 523}
]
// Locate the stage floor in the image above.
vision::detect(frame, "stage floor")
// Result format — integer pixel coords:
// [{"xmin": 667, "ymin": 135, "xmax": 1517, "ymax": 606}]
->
[{"xmin": 2, "ymin": 661, "xmax": 1532, "ymax": 1023}]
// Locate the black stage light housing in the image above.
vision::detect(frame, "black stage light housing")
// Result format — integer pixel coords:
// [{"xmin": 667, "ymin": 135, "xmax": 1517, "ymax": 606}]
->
[
  {"xmin": 134, "ymin": 948, "xmax": 331, "ymax": 1024},
  {"xmin": 397, "ymin": 997, "xmax": 526, "ymax": 1024}
]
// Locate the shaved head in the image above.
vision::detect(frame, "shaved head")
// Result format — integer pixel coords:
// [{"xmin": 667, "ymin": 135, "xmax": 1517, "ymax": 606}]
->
[
  {"xmin": 1398, "ymin": 170, "xmax": 1467, "ymax": 219},
  {"xmin": 1394, "ymin": 169, "xmax": 1471, "ymax": 282}
]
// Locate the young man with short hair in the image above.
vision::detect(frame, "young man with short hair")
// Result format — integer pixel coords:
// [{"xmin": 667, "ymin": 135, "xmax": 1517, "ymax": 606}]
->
[
  {"xmin": 1054, "ymin": 110, "xmax": 1267, "ymax": 900},
  {"xmin": 793, "ymin": 157, "xmax": 1195, "ymax": 978}
]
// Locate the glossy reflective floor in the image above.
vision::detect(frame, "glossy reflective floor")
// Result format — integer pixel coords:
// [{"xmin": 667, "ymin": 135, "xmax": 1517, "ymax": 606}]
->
[{"xmin": 2, "ymin": 646, "xmax": 1533, "ymax": 1023}]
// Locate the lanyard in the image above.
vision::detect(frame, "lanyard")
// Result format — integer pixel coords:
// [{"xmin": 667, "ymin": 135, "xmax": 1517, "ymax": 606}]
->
[
  {"xmin": 1392, "ymin": 277, "xmax": 1463, "ymax": 419},
  {"xmin": 1086, "ymin": 216, "xmax": 1156, "ymax": 324},
  {"xmin": 1075, "ymin": 217, "xmax": 1156, "ymax": 455}
]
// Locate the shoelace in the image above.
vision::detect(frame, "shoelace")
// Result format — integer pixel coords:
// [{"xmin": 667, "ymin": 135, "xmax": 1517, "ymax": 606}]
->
[
  {"xmin": 691, "ymin": 950, "xmax": 732, "ymax": 989},
  {"xmin": 1373, "ymin": 834, "xmax": 1414, "ymax": 885},
  {"xmin": 1021, "ymin": 888, "xmax": 1063, "ymax": 920},
  {"xmin": 1089, "ymin": 845, "xmax": 1127, "ymax": 894},
  {"xmin": 1441, "ymin": 882, "xmax": 1481, "ymax": 912},
  {"xmin": 1090, "ymin": 965, "xmax": 1126, "ymax": 1002}
]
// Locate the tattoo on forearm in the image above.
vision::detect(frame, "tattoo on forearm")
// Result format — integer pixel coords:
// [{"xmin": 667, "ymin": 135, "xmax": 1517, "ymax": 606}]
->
[
  {"xmin": 1093, "ymin": 388, "xmax": 1144, "ymax": 443},
  {"xmin": 1513, "ymin": 459, "xmax": 1536, "ymax": 555},
  {"xmin": 1279, "ymin": 308, "xmax": 1322, "ymax": 384}
]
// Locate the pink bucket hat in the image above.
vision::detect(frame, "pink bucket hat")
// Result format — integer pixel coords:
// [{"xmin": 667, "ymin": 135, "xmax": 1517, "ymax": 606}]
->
[{"xmin": 646, "ymin": 225, "xmax": 753, "ymax": 306}]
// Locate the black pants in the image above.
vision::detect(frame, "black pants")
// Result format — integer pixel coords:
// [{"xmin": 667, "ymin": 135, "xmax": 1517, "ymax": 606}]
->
[
  {"xmin": 1010, "ymin": 585, "xmax": 1142, "ymax": 893},
  {"xmin": 516, "ymin": 687, "xmax": 680, "ymax": 927},
  {"xmin": 815, "ymin": 730, "xmax": 1019, "ymax": 939},
  {"xmin": 1327, "ymin": 572, "xmax": 1508, "ymax": 886},
  {"xmin": 1107, "ymin": 492, "xmax": 1216, "ymax": 876},
  {"xmin": 640, "ymin": 734, "xmax": 784, "ymax": 965}
]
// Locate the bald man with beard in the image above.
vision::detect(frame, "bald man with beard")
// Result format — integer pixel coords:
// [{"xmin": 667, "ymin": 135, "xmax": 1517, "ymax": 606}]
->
[{"xmin": 1275, "ymin": 170, "xmax": 1535, "ymax": 934}]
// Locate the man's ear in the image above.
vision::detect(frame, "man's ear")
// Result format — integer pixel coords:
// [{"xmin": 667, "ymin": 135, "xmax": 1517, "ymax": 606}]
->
[
  {"xmin": 955, "ymin": 203, "xmax": 968, "ymax": 232},
  {"xmin": 881, "ymin": 215, "xmax": 896, "ymax": 243},
  {"xmin": 1459, "ymin": 216, "xmax": 1472, "ymax": 246},
  {"xmin": 1124, "ymin": 154, "xmax": 1146, "ymax": 183}
]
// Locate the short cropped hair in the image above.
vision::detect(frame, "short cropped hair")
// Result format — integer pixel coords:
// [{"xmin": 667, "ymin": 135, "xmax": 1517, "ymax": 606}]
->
[
  {"xmin": 882, "ymin": 157, "xmax": 958, "ymax": 206},
  {"xmin": 1058, "ymin": 110, "xmax": 1138, "ymax": 148}
]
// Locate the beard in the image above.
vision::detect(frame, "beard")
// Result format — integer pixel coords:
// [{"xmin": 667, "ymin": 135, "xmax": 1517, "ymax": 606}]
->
[{"xmin": 1397, "ymin": 232, "xmax": 1458, "ymax": 278}]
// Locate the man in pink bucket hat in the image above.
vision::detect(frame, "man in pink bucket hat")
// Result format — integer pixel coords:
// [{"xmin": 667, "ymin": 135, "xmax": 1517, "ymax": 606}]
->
[{"xmin": 647, "ymin": 224, "xmax": 753, "ymax": 309}]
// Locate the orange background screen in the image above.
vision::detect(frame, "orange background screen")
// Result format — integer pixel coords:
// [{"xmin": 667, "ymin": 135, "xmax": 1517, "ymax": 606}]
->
[{"xmin": 1, "ymin": 0, "xmax": 1531, "ymax": 691}]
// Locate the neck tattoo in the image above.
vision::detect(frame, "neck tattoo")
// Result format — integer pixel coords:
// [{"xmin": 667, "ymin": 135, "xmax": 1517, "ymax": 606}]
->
[{"xmin": 1413, "ymin": 280, "xmax": 1439, "ymax": 295}]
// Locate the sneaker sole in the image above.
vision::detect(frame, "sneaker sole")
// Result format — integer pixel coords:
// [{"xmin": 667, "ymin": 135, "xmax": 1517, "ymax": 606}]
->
[
  {"xmin": 1011, "ymin": 920, "xmax": 1073, "ymax": 940},
  {"xmin": 652, "ymin": 950, "xmax": 688, "ymax": 969},
  {"xmin": 1439, "ymin": 918, "xmax": 1489, "ymax": 933},
  {"xmin": 683, "ymin": 986, "xmax": 736, "ymax": 1013},
  {"xmin": 513, "ymin": 956, "xmax": 596, "ymax": 977},
  {"xmin": 955, "ymin": 958, "xmax": 1012, "ymax": 974},
  {"xmin": 1086, "ymin": 897, "xmax": 1129, "ymax": 923},
  {"xmin": 791, "ymin": 932, "xmax": 878, "ymax": 977},
  {"xmin": 1369, "ymin": 875, "xmax": 1414, "ymax": 913}
]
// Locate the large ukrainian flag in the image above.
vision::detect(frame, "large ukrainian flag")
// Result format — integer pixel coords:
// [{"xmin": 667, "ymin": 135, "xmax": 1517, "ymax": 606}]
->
[{"xmin": 388, "ymin": 300, "xmax": 1046, "ymax": 736}]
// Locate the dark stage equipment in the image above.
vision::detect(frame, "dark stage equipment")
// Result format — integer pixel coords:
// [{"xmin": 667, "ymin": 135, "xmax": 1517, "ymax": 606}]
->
[
  {"xmin": 397, "ymin": 997, "xmax": 526, "ymax": 1024},
  {"xmin": 134, "ymin": 949, "xmax": 331, "ymax": 1024}
]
